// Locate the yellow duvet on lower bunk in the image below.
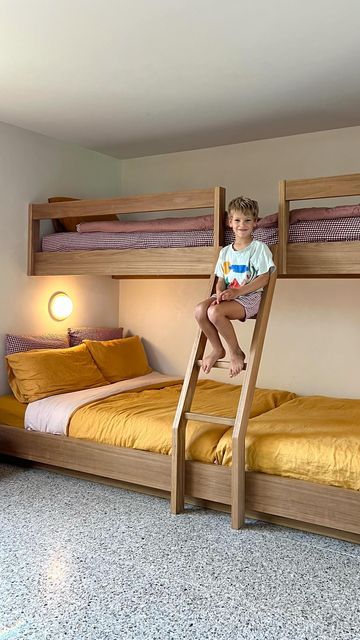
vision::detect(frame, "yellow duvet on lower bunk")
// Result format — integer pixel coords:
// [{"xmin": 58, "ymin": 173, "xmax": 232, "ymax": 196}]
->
[
  {"xmin": 1, "ymin": 381, "xmax": 359, "ymax": 491},
  {"xmin": 216, "ymin": 395, "xmax": 360, "ymax": 490},
  {"xmin": 68, "ymin": 380, "xmax": 295, "ymax": 463}
]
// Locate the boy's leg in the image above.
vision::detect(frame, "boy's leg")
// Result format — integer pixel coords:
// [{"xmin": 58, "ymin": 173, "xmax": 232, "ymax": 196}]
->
[
  {"xmin": 194, "ymin": 298, "xmax": 225, "ymax": 373},
  {"xmin": 207, "ymin": 301, "xmax": 246, "ymax": 377}
]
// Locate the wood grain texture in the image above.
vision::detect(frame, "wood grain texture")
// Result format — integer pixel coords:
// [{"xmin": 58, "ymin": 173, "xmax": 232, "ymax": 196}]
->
[
  {"xmin": 31, "ymin": 188, "xmax": 218, "ymax": 219},
  {"xmin": 27, "ymin": 205, "xmax": 40, "ymax": 276},
  {"xmin": 1, "ymin": 424, "xmax": 359, "ymax": 540},
  {"xmin": 286, "ymin": 241, "xmax": 360, "ymax": 275},
  {"xmin": 278, "ymin": 180, "xmax": 289, "ymax": 275},
  {"xmin": 34, "ymin": 247, "xmax": 220, "ymax": 276},
  {"xmin": 285, "ymin": 173, "xmax": 360, "ymax": 200}
]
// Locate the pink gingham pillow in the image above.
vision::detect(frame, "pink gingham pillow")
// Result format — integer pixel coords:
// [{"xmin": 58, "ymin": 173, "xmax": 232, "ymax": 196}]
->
[
  {"xmin": 68, "ymin": 327, "xmax": 123, "ymax": 347},
  {"xmin": 5, "ymin": 333, "xmax": 69, "ymax": 356}
]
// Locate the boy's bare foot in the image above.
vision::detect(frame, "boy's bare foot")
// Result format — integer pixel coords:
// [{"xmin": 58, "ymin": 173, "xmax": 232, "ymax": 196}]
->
[
  {"xmin": 229, "ymin": 350, "xmax": 246, "ymax": 378},
  {"xmin": 202, "ymin": 347, "xmax": 226, "ymax": 374}
]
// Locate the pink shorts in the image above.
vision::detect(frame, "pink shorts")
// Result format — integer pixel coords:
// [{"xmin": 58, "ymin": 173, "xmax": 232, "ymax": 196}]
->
[{"xmin": 212, "ymin": 290, "xmax": 262, "ymax": 321}]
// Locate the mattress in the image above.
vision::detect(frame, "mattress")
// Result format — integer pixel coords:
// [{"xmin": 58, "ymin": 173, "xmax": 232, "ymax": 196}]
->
[
  {"xmin": 41, "ymin": 218, "xmax": 360, "ymax": 252},
  {"xmin": 255, "ymin": 217, "xmax": 360, "ymax": 246},
  {"xmin": 42, "ymin": 228, "xmax": 234, "ymax": 252}
]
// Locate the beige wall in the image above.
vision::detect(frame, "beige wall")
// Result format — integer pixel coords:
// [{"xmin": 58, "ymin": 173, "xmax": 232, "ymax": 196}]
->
[
  {"xmin": 0, "ymin": 121, "xmax": 121, "ymax": 393},
  {"xmin": 119, "ymin": 126, "xmax": 360, "ymax": 398}
]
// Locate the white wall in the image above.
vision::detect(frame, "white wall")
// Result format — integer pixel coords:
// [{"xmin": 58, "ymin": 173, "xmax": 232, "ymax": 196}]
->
[
  {"xmin": 0, "ymin": 121, "xmax": 121, "ymax": 392},
  {"xmin": 119, "ymin": 126, "xmax": 360, "ymax": 398}
]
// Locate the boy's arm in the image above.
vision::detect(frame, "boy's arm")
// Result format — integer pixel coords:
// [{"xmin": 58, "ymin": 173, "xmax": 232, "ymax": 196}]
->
[
  {"xmin": 211, "ymin": 277, "xmax": 227, "ymax": 304},
  {"xmin": 215, "ymin": 277, "xmax": 226, "ymax": 295},
  {"xmin": 220, "ymin": 272, "xmax": 270, "ymax": 300}
]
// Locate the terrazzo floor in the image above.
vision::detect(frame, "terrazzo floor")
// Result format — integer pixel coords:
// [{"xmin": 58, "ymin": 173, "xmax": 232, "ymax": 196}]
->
[{"xmin": 0, "ymin": 460, "xmax": 359, "ymax": 640}]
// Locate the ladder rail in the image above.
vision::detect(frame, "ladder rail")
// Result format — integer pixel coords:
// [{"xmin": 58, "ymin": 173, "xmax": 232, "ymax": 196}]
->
[
  {"xmin": 171, "ymin": 275, "xmax": 216, "ymax": 514},
  {"xmin": 231, "ymin": 269, "xmax": 277, "ymax": 528}
]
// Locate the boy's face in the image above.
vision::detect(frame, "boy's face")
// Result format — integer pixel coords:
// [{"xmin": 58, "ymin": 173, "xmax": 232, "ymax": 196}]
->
[{"xmin": 228, "ymin": 209, "xmax": 257, "ymax": 239}]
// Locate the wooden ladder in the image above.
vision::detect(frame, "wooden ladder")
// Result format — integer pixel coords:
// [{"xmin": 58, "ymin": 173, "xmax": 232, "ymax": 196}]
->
[{"xmin": 171, "ymin": 269, "xmax": 277, "ymax": 528}]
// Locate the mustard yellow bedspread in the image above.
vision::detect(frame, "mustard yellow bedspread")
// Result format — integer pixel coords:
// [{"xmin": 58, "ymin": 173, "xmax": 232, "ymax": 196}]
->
[
  {"xmin": 0, "ymin": 394, "xmax": 26, "ymax": 428},
  {"xmin": 68, "ymin": 380, "xmax": 296, "ymax": 463},
  {"xmin": 216, "ymin": 395, "xmax": 360, "ymax": 490}
]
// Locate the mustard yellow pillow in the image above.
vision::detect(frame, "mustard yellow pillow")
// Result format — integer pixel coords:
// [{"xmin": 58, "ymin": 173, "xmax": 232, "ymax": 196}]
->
[
  {"xmin": 6, "ymin": 344, "xmax": 108, "ymax": 403},
  {"xmin": 84, "ymin": 336, "xmax": 152, "ymax": 383}
]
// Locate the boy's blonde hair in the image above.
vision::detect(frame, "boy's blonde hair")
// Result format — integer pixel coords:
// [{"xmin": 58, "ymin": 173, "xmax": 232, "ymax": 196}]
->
[{"xmin": 227, "ymin": 196, "xmax": 259, "ymax": 220}]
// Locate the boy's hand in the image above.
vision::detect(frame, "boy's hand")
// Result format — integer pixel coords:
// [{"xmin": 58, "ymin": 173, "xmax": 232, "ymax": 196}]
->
[{"xmin": 219, "ymin": 288, "xmax": 242, "ymax": 301}]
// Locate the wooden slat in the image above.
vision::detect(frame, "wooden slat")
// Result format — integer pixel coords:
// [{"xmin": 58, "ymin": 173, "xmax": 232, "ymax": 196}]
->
[
  {"xmin": 34, "ymin": 246, "xmax": 220, "ymax": 277},
  {"xmin": 31, "ymin": 188, "xmax": 217, "ymax": 220},
  {"xmin": 286, "ymin": 241, "xmax": 360, "ymax": 275},
  {"xmin": 185, "ymin": 460, "xmax": 231, "ymax": 504},
  {"xmin": 27, "ymin": 205, "xmax": 40, "ymax": 276},
  {"xmin": 285, "ymin": 173, "xmax": 360, "ymax": 200},
  {"xmin": 214, "ymin": 186, "xmax": 226, "ymax": 248},
  {"xmin": 184, "ymin": 412, "xmax": 235, "ymax": 427},
  {"xmin": 196, "ymin": 359, "xmax": 247, "ymax": 371},
  {"xmin": 278, "ymin": 180, "xmax": 289, "ymax": 275},
  {"xmin": 246, "ymin": 472, "xmax": 360, "ymax": 535}
]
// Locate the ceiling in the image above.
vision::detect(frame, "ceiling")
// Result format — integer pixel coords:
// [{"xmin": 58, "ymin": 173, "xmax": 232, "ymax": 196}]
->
[{"xmin": 1, "ymin": 0, "xmax": 360, "ymax": 159}]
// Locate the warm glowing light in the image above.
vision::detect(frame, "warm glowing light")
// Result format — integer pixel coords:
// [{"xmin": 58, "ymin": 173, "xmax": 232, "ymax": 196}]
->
[{"xmin": 48, "ymin": 292, "xmax": 73, "ymax": 321}]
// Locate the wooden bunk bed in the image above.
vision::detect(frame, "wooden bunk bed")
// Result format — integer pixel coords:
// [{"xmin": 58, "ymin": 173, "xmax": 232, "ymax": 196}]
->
[
  {"xmin": 1, "ymin": 175, "xmax": 359, "ymax": 544},
  {"xmin": 28, "ymin": 187, "xmax": 227, "ymax": 277},
  {"xmin": 278, "ymin": 172, "xmax": 360, "ymax": 276}
]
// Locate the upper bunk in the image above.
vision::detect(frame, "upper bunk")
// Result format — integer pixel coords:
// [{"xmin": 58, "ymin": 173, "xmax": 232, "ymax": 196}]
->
[
  {"xmin": 28, "ymin": 187, "xmax": 226, "ymax": 278},
  {"xmin": 277, "ymin": 172, "xmax": 360, "ymax": 277},
  {"xmin": 28, "ymin": 172, "xmax": 360, "ymax": 278}
]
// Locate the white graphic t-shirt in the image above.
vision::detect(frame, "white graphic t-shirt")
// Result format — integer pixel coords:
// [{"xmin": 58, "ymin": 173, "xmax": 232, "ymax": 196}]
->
[{"xmin": 215, "ymin": 240, "xmax": 275, "ymax": 292}]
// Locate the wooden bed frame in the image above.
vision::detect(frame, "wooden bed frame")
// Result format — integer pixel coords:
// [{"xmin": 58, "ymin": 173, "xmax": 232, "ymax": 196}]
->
[
  {"xmin": 28, "ymin": 173, "xmax": 360, "ymax": 278},
  {"xmin": 28, "ymin": 187, "xmax": 227, "ymax": 277},
  {"xmin": 2, "ymin": 174, "xmax": 358, "ymax": 543},
  {"xmin": 278, "ymin": 172, "xmax": 360, "ymax": 276},
  {"xmin": 0, "ymin": 423, "xmax": 359, "ymax": 543}
]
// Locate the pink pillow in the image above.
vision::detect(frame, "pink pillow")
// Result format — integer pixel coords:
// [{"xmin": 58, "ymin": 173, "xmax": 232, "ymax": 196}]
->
[
  {"xmin": 257, "ymin": 203, "xmax": 360, "ymax": 228},
  {"xmin": 5, "ymin": 333, "xmax": 69, "ymax": 356},
  {"xmin": 77, "ymin": 214, "xmax": 214, "ymax": 234},
  {"xmin": 68, "ymin": 326, "xmax": 123, "ymax": 347},
  {"xmin": 257, "ymin": 213, "xmax": 278, "ymax": 228}
]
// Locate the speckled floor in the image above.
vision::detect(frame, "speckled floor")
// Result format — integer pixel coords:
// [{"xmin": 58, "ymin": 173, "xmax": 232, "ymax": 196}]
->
[{"xmin": 0, "ymin": 461, "xmax": 359, "ymax": 640}]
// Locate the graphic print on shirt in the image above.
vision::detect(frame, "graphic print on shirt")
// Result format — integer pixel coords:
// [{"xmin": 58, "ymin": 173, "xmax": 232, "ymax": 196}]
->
[{"xmin": 222, "ymin": 261, "xmax": 250, "ymax": 288}]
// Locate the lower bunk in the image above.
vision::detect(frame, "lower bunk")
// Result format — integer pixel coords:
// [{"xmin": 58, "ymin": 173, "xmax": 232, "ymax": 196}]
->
[
  {"xmin": 0, "ymin": 376, "xmax": 359, "ymax": 544},
  {"xmin": 0, "ymin": 423, "xmax": 359, "ymax": 544}
]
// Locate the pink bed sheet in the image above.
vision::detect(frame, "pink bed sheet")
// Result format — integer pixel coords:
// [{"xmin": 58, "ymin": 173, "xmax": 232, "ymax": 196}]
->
[{"xmin": 41, "ymin": 218, "xmax": 360, "ymax": 252}]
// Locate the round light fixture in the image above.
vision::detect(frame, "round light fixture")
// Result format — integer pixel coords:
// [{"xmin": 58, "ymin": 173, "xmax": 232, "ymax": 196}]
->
[{"xmin": 48, "ymin": 292, "xmax": 73, "ymax": 321}]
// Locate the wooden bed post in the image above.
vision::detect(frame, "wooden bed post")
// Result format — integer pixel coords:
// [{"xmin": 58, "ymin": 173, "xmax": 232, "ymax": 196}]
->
[
  {"xmin": 27, "ymin": 204, "xmax": 40, "ymax": 276},
  {"xmin": 231, "ymin": 269, "xmax": 277, "ymax": 529},
  {"xmin": 214, "ymin": 186, "xmax": 226, "ymax": 249},
  {"xmin": 278, "ymin": 180, "xmax": 289, "ymax": 276}
]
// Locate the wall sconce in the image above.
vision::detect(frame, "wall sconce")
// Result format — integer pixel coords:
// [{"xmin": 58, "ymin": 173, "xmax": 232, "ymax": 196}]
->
[{"xmin": 48, "ymin": 292, "xmax": 73, "ymax": 321}]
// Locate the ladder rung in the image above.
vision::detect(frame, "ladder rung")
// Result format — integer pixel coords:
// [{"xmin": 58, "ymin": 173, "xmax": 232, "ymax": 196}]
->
[
  {"xmin": 196, "ymin": 359, "xmax": 247, "ymax": 371},
  {"xmin": 184, "ymin": 411, "xmax": 235, "ymax": 427}
]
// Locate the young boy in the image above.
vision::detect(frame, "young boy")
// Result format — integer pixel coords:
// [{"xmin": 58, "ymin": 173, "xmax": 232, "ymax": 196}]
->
[{"xmin": 194, "ymin": 196, "xmax": 275, "ymax": 378}]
